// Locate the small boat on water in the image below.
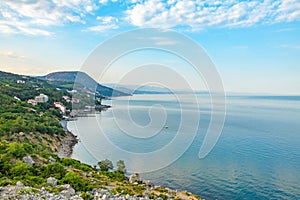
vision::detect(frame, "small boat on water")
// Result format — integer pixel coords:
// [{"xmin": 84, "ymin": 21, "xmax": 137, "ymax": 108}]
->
[{"xmin": 164, "ymin": 125, "xmax": 168, "ymax": 129}]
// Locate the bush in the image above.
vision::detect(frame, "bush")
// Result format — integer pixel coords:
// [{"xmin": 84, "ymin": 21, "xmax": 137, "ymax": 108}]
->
[
  {"xmin": 98, "ymin": 159, "xmax": 113, "ymax": 172},
  {"xmin": 62, "ymin": 172, "xmax": 94, "ymax": 192},
  {"xmin": 61, "ymin": 158, "xmax": 92, "ymax": 172},
  {"xmin": 9, "ymin": 161, "xmax": 31, "ymax": 177},
  {"xmin": 9, "ymin": 142, "xmax": 26, "ymax": 158},
  {"xmin": 44, "ymin": 163, "xmax": 66, "ymax": 179},
  {"xmin": 116, "ymin": 160, "xmax": 126, "ymax": 173},
  {"xmin": 81, "ymin": 191, "xmax": 94, "ymax": 200},
  {"xmin": 159, "ymin": 194, "xmax": 168, "ymax": 200},
  {"xmin": 148, "ymin": 193, "xmax": 156, "ymax": 199}
]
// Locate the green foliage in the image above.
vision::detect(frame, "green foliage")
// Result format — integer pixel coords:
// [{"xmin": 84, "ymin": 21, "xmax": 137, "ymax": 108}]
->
[
  {"xmin": 44, "ymin": 163, "xmax": 66, "ymax": 179},
  {"xmin": 81, "ymin": 191, "xmax": 94, "ymax": 200},
  {"xmin": 62, "ymin": 172, "xmax": 83, "ymax": 191},
  {"xmin": 61, "ymin": 172, "xmax": 94, "ymax": 192},
  {"xmin": 149, "ymin": 193, "xmax": 156, "ymax": 199},
  {"xmin": 102, "ymin": 171, "xmax": 126, "ymax": 182},
  {"xmin": 113, "ymin": 186, "xmax": 134, "ymax": 196},
  {"xmin": 155, "ymin": 187, "xmax": 168, "ymax": 193},
  {"xmin": 9, "ymin": 142, "xmax": 26, "ymax": 158},
  {"xmin": 132, "ymin": 185, "xmax": 145, "ymax": 193},
  {"xmin": 18, "ymin": 188, "xmax": 39, "ymax": 195},
  {"xmin": 98, "ymin": 159, "xmax": 114, "ymax": 172},
  {"xmin": 116, "ymin": 160, "xmax": 126, "ymax": 174},
  {"xmin": 159, "ymin": 193, "xmax": 168, "ymax": 200},
  {"xmin": 61, "ymin": 158, "xmax": 93, "ymax": 172},
  {"xmin": 9, "ymin": 161, "xmax": 31, "ymax": 177}
]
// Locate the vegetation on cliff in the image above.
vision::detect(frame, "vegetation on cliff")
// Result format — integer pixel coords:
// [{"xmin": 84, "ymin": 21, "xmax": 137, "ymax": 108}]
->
[{"xmin": 0, "ymin": 70, "xmax": 200, "ymax": 200}]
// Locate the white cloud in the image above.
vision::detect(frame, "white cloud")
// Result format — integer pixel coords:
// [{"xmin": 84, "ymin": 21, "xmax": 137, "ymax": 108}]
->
[
  {"xmin": 99, "ymin": 0, "xmax": 118, "ymax": 4},
  {"xmin": 0, "ymin": 0, "xmax": 97, "ymax": 36},
  {"xmin": 99, "ymin": 0, "xmax": 109, "ymax": 3},
  {"xmin": 1, "ymin": 0, "xmax": 300, "ymax": 35},
  {"xmin": 149, "ymin": 36, "xmax": 180, "ymax": 46},
  {"xmin": 126, "ymin": 0, "xmax": 300, "ymax": 30},
  {"xmin": 0, "ymin": 51, "xmax": 27, "ymax": 59},
  {"xmin": 87, "ymin": 16, "xmax": 119, "ymax": 32},
  {"xmin": 279, "ymin": 44, "xmax": 300, "ymax": 49}
]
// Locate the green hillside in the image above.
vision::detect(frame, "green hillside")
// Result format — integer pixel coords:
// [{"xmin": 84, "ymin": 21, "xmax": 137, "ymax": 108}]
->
[
  {"xmin": 38, "ymin": 71, "xmax": 131, "ymax": 97},
  {"xmin": 0, "ymin": 71, "xmax": 200, "ymax": 200}
]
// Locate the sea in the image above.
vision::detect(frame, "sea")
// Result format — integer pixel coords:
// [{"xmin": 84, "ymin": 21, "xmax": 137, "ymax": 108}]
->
[{"xmin": 68, "ymin": 94, "xmax": 300, "ymax": 200}]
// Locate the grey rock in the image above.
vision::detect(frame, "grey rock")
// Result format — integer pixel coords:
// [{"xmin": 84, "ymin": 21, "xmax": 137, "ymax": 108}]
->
[
  {"xmin": 70, "ymin": 195, "xmax": 84, "ymax": 200},
  {"xmin": 47, "ymin": 177, "xmax": 57, "ymax": 186},
  {"xmin": 128, "ymin": 173, "xmax": 140, "ymax": 183},
  {"xmin": 22, "ymin": 155, "xmax": 35, "ymax": 166},
  {"xmin": 49, "ymin": 156, "xmax": 56, "ymax": 163},
  {"xmin": 16, "ymin": 181, "xmax": 23, "ymax": 187},
  {"xmin": 102, "ymin": 194, "xmax": 108, "ymax": 200},
  {"xmin": 60, "ymin": 188, "xmax": 76, "ymax": 198}
]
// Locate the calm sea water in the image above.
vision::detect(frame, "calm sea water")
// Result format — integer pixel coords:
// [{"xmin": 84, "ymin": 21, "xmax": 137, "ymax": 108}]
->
[{"xmin": 68, "ymin": 94, "xmax": 300, "ymax": 200}]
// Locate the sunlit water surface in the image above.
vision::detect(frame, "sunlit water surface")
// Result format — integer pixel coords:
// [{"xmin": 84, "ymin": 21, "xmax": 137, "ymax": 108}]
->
[{"xmin": 69, "ymin": 94, "xmax": 300, "ymax": 199}]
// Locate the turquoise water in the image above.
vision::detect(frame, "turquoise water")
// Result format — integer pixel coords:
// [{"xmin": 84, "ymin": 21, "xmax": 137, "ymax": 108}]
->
[{"xmin": 68, "ymin": 94, "xmax": 300, "ymax": 199}]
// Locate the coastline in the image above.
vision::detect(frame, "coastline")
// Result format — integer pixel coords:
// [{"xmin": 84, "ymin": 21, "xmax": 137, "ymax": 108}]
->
[
  {"xmin": 57, "ymin": 120, "xmax": 78, "ymax": 158},
  {"xmin": 57, "ymin": 119, "xmax": 201, "ymax": 200}
]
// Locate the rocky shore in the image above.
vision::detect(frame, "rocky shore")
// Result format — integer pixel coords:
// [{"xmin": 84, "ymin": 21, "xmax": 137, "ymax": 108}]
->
[
  {"xmin": 0, "ymin": 184, "xmax": 150, "ymax": 200},
  {"xmin": 57, "ymin": 120, "xmax": 78, "ymax": 158},
  {"xmin": 0, "ymin": 180, "xmax": 200, "ymax": 200}
]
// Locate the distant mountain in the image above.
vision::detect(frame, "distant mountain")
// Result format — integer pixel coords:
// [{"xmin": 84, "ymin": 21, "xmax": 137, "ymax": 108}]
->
[
  {"xmin": 104, "ymin": 84, "xmax": 174, "ymax": 94},
  {"xmin": 104, "ymin": 84, "xmax": 206, "ymax": 94},
  {"xmin": 38, "ymin": 71, "xmax": 131, "ymax": 97}
]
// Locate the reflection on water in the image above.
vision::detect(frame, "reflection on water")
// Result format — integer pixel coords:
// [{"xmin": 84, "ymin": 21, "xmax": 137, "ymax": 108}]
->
[{"xmin": 69, "ymin": 94, "xmax": 300, "ymax": 199}]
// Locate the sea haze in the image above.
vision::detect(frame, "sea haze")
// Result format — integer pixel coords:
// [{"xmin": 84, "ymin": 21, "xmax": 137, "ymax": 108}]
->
[{"xmin": 68, "ymin": 94, "xmax": 300, "ymax": 199}]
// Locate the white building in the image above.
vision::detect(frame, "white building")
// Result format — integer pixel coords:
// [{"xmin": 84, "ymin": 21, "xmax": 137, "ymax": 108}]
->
[
  {"xmin": 54, "ymin": 102, "xmax": 66, "ymax": 114},
  {"xmin": 35, "ymin": 94, "xmax": 49, "ymax": 103},
  {"xmin": 62, "ymin": 95, "xmax": 71, "ymax": 102},
  {"xmin": 14, "ymin": 96, "xmax": 21, "ymax": 101},
  {"xmin": 27, "ymin": 99, "xmax": 37, "ymax": 106},
  {"xmin": 16, "ymin": 80, "xmax": 25, "ymax": 84}
]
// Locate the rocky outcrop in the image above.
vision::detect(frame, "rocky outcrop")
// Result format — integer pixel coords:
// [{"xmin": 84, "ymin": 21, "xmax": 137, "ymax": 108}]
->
[
  {"xmin": 0, "ymin": 184, "xmax": 153, "ymax": 200},
  {"xmin": 57, "ymin": 131, "xmax": 78, "ymax": 158},
  {"xmin": 129, "ymin": 173, "xmax": 140, "ymax": 183},
  {"xmin": 47, "ymin": 177, "xmax": 57, "ymax": 186},
  {"xmin": 22, "ymin": 155, "xmax": 35, "ymax": 166},
  {"xmin": 0, "ymin": 184, "xmax": 82, "ymax": 200}
]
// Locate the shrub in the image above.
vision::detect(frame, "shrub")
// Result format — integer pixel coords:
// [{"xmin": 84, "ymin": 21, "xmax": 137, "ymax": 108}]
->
[
  {"xmin": 98, "ymin": 159, "xmax": 113, "ymax": 172},
  {"xmin": 44, "ymin": 162, "xmax": 66, "ymax": 179}
]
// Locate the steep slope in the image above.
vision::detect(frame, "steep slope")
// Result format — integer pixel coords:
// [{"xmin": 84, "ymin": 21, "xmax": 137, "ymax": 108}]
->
[{"xmin": 39, "ymin": 71, "xmax": 130, "ymax": 97}]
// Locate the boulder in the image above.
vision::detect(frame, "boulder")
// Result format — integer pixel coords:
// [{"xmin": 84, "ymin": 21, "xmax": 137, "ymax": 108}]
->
[
  {"xmin": 102, "ymin": 194, "xmax": 107, "ymax": 200},
  {"xmin": 49, "ymin": 156, "xmax": 56, "ymax": 163},
  {"xmin": 129, "ymin": 173, "xmax": 140, "ymax": 183},
  {"xmin": 22, "ymin": 155, "xmax": 35, "ymax": 166},
  {"xmin": 47, "ymin": 177, "xmax": 57, "ymax": 186},
  {"xmin": 16, "ymin": 181, "xmax": 23, "ymax": 187},
  {"xmin": 70, "ymin": 195, "xmax": 83, "ymax": 200},
  {"xmin": 60, "ymin": 184, "xmax": 75, "ymax": 199}
]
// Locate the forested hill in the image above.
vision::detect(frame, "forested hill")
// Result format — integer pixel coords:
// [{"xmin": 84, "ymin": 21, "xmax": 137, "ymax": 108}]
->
[
  {"xmin": 0, "ymin": 71, "xmax": 71, "ymax": 105},
  {"xmin": 0, "ymin": 70, "xmax": 70, "ymax": 142},
  {"xmin": 38, "ymin": 71, "xmax": 131, "ymax": 97}
]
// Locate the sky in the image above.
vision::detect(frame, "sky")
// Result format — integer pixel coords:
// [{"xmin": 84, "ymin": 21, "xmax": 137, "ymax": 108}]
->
[{"xmin": 0, "ymin": 0, "xmax": 300, "ymax": 95}]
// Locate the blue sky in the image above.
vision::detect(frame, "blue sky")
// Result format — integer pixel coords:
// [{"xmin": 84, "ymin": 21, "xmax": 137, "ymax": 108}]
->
[{"xmin": 0, "ymin": 0, "xmax": 300, "ymax": 94}]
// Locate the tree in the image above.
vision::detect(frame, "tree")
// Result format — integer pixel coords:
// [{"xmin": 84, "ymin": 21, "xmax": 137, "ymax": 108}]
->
[
  {"xmin": 116, "ymin": 160, "xmax": 126, "ymax": 174},
  {"xmin": 98, "ymin": 159, "xmax": 113, "ymax": 172}
]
